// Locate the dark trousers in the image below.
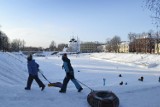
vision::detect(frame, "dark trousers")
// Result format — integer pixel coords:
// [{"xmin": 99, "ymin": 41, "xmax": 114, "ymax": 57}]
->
[
  {"xmin": 60, "ymin": 73, "xmax": 82, "ymax": 92},
  {"xmin": 26, "ymin": 74, "xmax": 44, "ymax": 89}
]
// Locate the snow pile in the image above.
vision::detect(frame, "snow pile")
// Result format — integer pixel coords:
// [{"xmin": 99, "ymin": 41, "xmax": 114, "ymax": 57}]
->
[
  {"xmin": 0, "ymin": 52, "xmax": 27, "ymax": 86},
  {"xmin": 90, "ymin": 53, "xmax": 160, "ymax": 69}
]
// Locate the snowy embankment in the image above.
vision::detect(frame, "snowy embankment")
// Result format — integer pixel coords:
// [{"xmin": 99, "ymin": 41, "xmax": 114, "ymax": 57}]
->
[
  {"xmin": 0, "ymin": 52, "xmax": 27, "ymax": 86},
  {"xmin": 90, "ymin": 53, "xmax": 160, "ymax": 69},
  {"xmin": 0, "ymin": 52, "xmax": 160, "ymax": 107}
]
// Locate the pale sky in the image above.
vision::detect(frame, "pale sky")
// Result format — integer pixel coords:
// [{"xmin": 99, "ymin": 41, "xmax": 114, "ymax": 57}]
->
[{"xmin": 0, "ymin": 0, "xmax": 155, "ymax": 48}]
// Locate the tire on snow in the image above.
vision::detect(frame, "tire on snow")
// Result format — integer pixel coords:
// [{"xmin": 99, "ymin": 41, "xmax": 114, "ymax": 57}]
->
[{"xmin": 87, "ymin": 90, "xmax": 119, "ymax": 107}]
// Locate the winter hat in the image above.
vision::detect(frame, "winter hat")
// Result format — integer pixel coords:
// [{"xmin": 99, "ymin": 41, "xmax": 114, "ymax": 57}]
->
[
  {"xmin": 62, "ymin": 53, "xmax": 67, "ymax": 61},
  {"xmin": 63, "ymin": 53, "xmax": 67, "ymax": 57},
  {"xmin": 27, "ymin": 54, "xmax": 32, "ymax": 61}
]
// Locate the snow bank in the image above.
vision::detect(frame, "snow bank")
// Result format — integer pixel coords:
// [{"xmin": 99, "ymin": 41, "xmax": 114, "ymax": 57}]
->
[
  {"xmin": 0, "ymin": 52, "xmax": 27, "ymax": 86},
  {"xmin": 90, "ymin": 53, "xmax": 160, "ymax": 69}
]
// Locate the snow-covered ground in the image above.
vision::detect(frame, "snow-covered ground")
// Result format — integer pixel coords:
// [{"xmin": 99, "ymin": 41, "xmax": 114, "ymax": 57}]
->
[{"xmin": 0, "ymin": 52, "xmax": 160, "ymax": 107}]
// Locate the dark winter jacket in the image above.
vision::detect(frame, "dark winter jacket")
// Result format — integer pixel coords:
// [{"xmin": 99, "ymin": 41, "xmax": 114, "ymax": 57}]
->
[
  {"xmin": 62, "ymin": 57, "xmax": 73, "ymax": 74},
  {"xmin": 27, "ymin": 60, "xmax": 39, "ymax": 76}
]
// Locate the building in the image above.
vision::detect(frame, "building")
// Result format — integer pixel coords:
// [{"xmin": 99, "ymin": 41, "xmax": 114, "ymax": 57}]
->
[
  {"xmin": 119, "ymin": 41, "xmax": 129, "ymax": 53},
  {"xmin": 129, "ymin": 34, "xmax": 158, "ymax": 53},
  {"xmin": 155, "ymin": 43, "xmax": 160, "ymax": 54},
  {"xmin": 80, "ymin": 42, "xmax": 98, "ymax": 53}
]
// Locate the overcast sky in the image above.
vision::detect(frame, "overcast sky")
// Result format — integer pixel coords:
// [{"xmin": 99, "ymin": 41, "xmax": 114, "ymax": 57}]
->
[{"xmin": 0, "ymin": 0, "xmax": 155, "ymax": 48}]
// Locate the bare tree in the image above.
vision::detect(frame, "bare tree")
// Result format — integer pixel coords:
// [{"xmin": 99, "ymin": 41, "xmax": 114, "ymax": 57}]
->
[
  {"xmin": 145, "ymin": 0, "xmax": 160, "ymax": 20},
  {"xmin": 57, "ymin": 43, "xmax": 68, "ymax": 51},
  {"xmin": 105, "ymin": 38, "xmax": 112, "ymax": 52},
  {"xmin": 11, "ymin": 39, "xmax": 25, "ymax": 52},
  {"xmin": 145, "ymin": 0, "xmax": 160, "ymax": 47},
  {"xmin": 0, "ymin": 30, "xmax": 10, "ymax": 51},
  {"xmin": 145, "ymin": 0, "xmax": 160, "ymax": 25},
  {"xmin": 0, "ymin": 31, "xmax": 3, "ymax": 50},
  {"xmin": 110, "ymin": 36, "xmax": 121, "ymax": 52},
  {"xmin": 21, "ymin": 40, "xmax": 26, "ymax": 51},
  {"xmin": 49, "ymin": 41, "xmax": 56, "ymax": 51},
  {"xmin": 128, "ymin": 33, "xmax": 138, "ymax": 52},
  {"xmin": 144, "ymin": 0, "xmax": 160, "ymax": 54},
  {"xmin": 3, "ymin": 36, "xmax": 10, "ymax": 51},
  {"xmin": 105, "ymin": 36, "xmax": 121, "ymax": 52}
]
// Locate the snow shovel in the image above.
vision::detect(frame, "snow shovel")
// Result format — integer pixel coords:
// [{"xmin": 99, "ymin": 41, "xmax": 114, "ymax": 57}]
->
[{"xmin": 39, "ymin": 70, "xmax": 62, "ymax": 88}]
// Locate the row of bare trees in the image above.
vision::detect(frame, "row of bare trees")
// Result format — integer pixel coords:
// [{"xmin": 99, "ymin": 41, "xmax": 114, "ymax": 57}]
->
[
  {"xmin": 49, "ymin": 40, "xmax": 68, "ymax": 51},
  {"xmin": 0, "ymin": 28, "xmax": 69, "ymax": 52},
  {"xmin": 1, "ymin": 21, "xmax": 69, "ymax": 52},
  {"xmin": 25, "ymin": 41, "xmax": 68, "ymax": 52},
  {"xmin": 0, "ymin": 30, "xmax": 26, "ymax": 52}
]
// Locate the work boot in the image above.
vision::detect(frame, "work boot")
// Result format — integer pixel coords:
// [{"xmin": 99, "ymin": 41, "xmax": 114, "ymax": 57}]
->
[
  {"xmin": 78, "ymin": 87, "xmax": 83, "ymax": 92},
  {"xmin": 59, "ymin": 90, "xmax": 66, "ymax": 93},
  {"xmin": 41, "ymin": 85, "xmax": 45, "ymax": 91},
  {"xmin": 25, "ymin": 87, "xmax": 30, "ymax": 90}
]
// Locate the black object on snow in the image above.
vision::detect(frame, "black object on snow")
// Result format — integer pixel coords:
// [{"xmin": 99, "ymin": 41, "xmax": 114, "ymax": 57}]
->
[
  {"xmin": 87, "ymin": 90, "xmax": 119, "ymax": 107},
  {"xmin": 138, "ymin": 76, "xmax": 144, "ymax": 82},
  {"xmin": 119, "ymin": 81, "xmax": 123, "ymax": 85},
  {"xmin": 119, "ymin": 74, "xmax": 122, "ymax": 77}
]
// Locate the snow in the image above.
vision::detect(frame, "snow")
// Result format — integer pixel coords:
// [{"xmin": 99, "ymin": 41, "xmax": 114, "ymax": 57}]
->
[{"xmin": 0, "ymin": 52, "xmax": 160, "ymax": 107}]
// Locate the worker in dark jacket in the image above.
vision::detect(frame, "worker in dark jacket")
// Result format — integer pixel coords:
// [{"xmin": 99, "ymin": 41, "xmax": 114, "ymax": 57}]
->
[
  {"xmin": 25, "ymin": 54, "xmax": 45, "ymax": 91},
  {"xmin": 59, "ymin": 53, "xmax": 83, "ymax": 93}
]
